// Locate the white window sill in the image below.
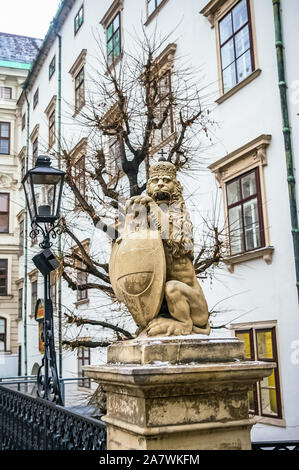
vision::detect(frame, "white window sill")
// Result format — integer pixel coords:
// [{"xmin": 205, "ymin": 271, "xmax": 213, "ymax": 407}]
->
[
  {"xmin": 226, "ymin": 246, "xmax": 274, "ymax": 273},
  {"xmin": 75, "ymin": 298, "xmax": 89, "ymax": 308},
  {"xmin": 216, "ymin": 69, "xmax": 262, "ymax": 105}
]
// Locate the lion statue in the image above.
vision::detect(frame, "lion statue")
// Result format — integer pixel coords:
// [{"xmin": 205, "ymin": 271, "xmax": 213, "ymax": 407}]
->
[{"xmin": 110, "ymin": 157, "xmax": 210, "ymax": 337}]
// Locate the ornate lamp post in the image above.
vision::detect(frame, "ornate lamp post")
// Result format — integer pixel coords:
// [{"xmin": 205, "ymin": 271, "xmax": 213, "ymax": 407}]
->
[{"xmin": 22, "ymin": 155, "xmax": 65, "ymax": 405}]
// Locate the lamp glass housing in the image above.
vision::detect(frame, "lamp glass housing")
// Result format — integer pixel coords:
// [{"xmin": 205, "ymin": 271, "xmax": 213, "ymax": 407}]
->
[{"xmin": 22, "ymin": 155, "xmax": 65, "ymax": 224}]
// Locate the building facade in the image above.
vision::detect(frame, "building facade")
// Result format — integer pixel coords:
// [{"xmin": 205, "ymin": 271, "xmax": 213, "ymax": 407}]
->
[
  {"xmin": 13, "ymin": 0, "xmax": 299, "ymax": 441},
  {"xmin": 0, "ymin": 33, "xmax": 41, "ymax": 376}
]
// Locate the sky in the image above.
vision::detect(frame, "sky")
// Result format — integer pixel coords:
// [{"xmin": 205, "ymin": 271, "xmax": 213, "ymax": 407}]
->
[{"xmin": 0, "ymin": 0, "xmax": 61, "ymax": 39}]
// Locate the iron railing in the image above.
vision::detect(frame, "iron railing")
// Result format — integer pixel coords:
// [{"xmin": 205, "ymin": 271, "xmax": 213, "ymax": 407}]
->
[
  {"xmin": 0, "ymin": 385, "xmax": 106, "ymax": 450},
  {"xmin": 252, "ymin": 441, "xmax": 299, "ymax": 450}
]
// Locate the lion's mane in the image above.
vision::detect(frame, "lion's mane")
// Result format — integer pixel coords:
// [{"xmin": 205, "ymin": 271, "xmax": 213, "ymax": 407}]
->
[{"xmin": 146, "ymin": 177, "xmax": 194, "ymax": 261}]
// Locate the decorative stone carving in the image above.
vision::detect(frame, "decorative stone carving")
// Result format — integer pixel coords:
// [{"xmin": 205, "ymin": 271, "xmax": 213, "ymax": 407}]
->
[
  {"xmin": 0, "ymin": 173, "xmax": 18, "ymax": 189},
  {"xmin": 109, "ymin": 159, "xmax": 210, "ymax": 337}
]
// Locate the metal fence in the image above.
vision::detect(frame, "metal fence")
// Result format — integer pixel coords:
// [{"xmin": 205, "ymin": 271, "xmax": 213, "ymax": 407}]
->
[
  {"xmin": 0, "ymin": 385, "xmax": 106, "ymax": 450},
  {"xmin": 252, "ymin": 441, "xmax": 299, "ymax": 450}
]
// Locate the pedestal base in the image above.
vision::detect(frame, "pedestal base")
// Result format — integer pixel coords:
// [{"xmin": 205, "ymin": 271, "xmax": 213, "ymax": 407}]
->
[{"xmin": 84, "ymin": 336, "xmax": 274, "ymax": 450}]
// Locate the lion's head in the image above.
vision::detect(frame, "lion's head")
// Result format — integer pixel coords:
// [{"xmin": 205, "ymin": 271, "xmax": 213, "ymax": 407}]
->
[
  {"xmin": 146, "ymin": 160, "xmax": 183, "ymax": 205},
  {"xmin": 146, "ymin": 159, "xmax": 194, "ymax": 260}
]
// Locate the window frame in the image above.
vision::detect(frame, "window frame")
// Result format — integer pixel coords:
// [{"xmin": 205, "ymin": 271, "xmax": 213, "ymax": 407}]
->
[
  {"xmin": 21, "ymin": 113, "xmax": 26, "ymax": 131},
  {"xmin": 74, "ymin": 154, "xmax": 86, "ymax": 207},
  {"xmin": 76, "ymin": 255, "xmax": 88, "ymax": 302},
  {"xmin": 0, "ymin": 193, "xmax": 9, "ymax": 234},
  {"xmin": 145, "ymin": 0, "xmax": 169, "ymax": 25},
  {"xmin": 48, "ymin": 109, "xmax": 56, "ymax": 148},
  {"xmin": 49, "ymin": 55, "xmax": 56, "ymax": 80},
  {"xmin": 77, "ymin": 346, "xmax": 91, "ymax": 388},
  {"xmin": 18, "ymin": 287, "xmax": 23, "ymax": 320},
  {"xmin": 0, "ymin": 86, "xmax": 12, "ymax": 100},
  {"xmin": 218, "ymin": 0, "xmax": 255, "ymax": 95},
  {"xmin": 74, "ymin": 66, "xmax": 85, "ymax": 112},
  {"xmin": 108, "ymin": 134, "xmax": 123, "ymax": 181},
  {"xmin": 31, "ymin": 280, "xmax": 38, "ymax": 316},
  {"xmin": 32, "ymin": 137, "xmax": 38, "ymax": 161},
  {"xmin": 74, "ymin": 4, "xmax": 84, "ymax": 35},
  {"xmin": 106, "ymin": 11, "xmax": 121, "ymax": 67},
  {"xmin": 19, "ymin": 219, "xmax": 24, "ymax": 256},
  {"xmin": 147, "ymin": 43, "xmax": 177, "ymax": 156},
  {"xmin": 154, "ymin": 69, "xmax": 174, "ymax": 146},
  {"xmin": 33, "ymin": 88, "xmax": 39, "ymax": 109},
  {"xmin": 100, "ymin": 0, "xmax": 124, "ymax": 69},
  {"xmin": 0, "ymin": 122, "xmax": 10, "ymax": 155},
  {"xmin": 208, "ymin": 134, "xmax": 273, "ymax": 271},
  {"xmin": 0, "ymin": 260, "xmax": 8, "ymax": 296},
  {"xmin": 235, "ymin": 325, "xmax": 283, "ymax": 421},
  {"xmin": 0, "ymin": 317, "xmax": 7, "ymax": 352},
  {"xmin": 50, "ymin": 273, "xmax": 57, "ymax": 310},
  {"xmin": 226, "ymin": 166, "xmax": 265, "ymax": 256}
]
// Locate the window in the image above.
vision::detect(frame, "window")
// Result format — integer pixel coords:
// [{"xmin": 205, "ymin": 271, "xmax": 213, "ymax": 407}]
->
[
  {"xmin": 0, "ymin": 87, "xmax": 12, "ymax": 99},
  {"xmin": 0, "ymin": 193, "xmax": 9, "ymax": 233},
  {"xmin": 76, "ymin": 255, "xmax": 88, "ymax": 301},
  {"xmin": 49, "ymin": 56, "xmax": 56, "ymax": 79},
  {"xmin": 0, "ymin": 122, "xmax": 10, "ymax": 155},
  {"xmin": 147, "ymin": 0, "xmax": 164, "ymax": 16},
  {"xmin": 0, "ymin": 318, "xmax": 6, "ymax": 351},
  {"xmin": 235, "ymin": 325, "xmax": 283, "ymax": 420},
  {"xmin": 100, "ymin": 1, "xmax": 123, "ymax": 68},
  {"xmin": 0, "ymin": 260, "xmax": 8, "ymax": 296},
  {"xmin": 33, "ymin": 88, "xmax": 39, "ymax": 109},
  {"xmin": 69, "ymin": 50, "xmax": 87, "ymax": 116},
  {"xmin": 44, "ymin": 96, "xmax": 57, "ymax": 149},
  {"xmin": 75, "ymin": 67, "xmax": 85, "ymax": 112},
  {"xmin": 30, "ymin": 124, "xmax": 39, "ymax": 165},
  {"xmin": 209, "ymin": 134, "xmax": 273, "ymax": 270},
  {"xmin": 148, "ymin": 43, "xmax": 177, "ymax": 154},
  {"xmin": 31, "ymin": 280, "xmax": 37, "ymax": 316},
  {"xmin": 108, "ymin": 135, "xmax": 122, "ymax": 178},
  {"xmin": 50, "ymin": 273, "xmax": 57, "ymax": 310},
  {"xmin": 218, "ymin": 0, "xmax": 254, "ymax": 94},
  {"xmin": 73, "ymin": 239, "xmax": 89, "ymax": 303},
  {"xmin": 19, "ymin": 219, "xmax": 24, "ymax": 256},
  {"xmin": 226, "ymin": 168, "xmax": 264, "ymax": 255},
  {"xmin": 74, "ymin": 155, "xmax": 86, "ymax": 206},
  {"xmin": 106, "ymin": 12, "xmax": 121, "ymax": 67},
  {"xmin": 21, "ymin": 155, "xmax": 26, "ymax": 180},
  {"xmin": 22, "ymin": 113, "xmax": 26, "ymax": 131},
  {"xmin": 32, "ymin": 137, "xmax": 38, "ymax": 161},
  {"xmin": 78, "ymin": 347, "xmax": 91, "ymax": 387},
  {"xmin": 152, "ymin": 70, "xmax": 174, "ymax": 148},
  {"xmin": 74, "ymin": 4, "xmax": 84, "ymax": 35},
  {"xmin": 18, "ymin": 288, "xmax": 23, "ymax": 319},
  {"xmin": 48, "ymin": 110, "xmax": 56, "ymax": 148}
]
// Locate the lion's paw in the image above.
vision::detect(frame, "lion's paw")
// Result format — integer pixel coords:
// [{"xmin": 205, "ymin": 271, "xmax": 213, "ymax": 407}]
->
[{"xmin": 146, "ymin": 317, "xmax": 193, "ymax": 337}]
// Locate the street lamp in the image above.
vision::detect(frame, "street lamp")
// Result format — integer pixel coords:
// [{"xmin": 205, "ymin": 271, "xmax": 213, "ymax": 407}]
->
[{"xmin": 22, "ymin": 155, "xmax": 65, "ymax": 405}]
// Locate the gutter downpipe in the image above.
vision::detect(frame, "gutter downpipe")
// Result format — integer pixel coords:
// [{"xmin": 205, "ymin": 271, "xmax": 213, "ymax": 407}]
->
[
  {"xmin": 273, "ymin": 0, "xmax": 299, "ymax": 300},
  {"xmin": 54, "ymin": 23, "xmax": 63, "ymax": 379},
  {"xmin": 23, "ymin": 89, "xmax": 30, "ymax": 380}
]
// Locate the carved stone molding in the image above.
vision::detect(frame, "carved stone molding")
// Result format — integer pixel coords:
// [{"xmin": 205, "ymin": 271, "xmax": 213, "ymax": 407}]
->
[
  {"xmin": 225, "ymin": 246, "xmax": 275, "ymax": 273},
  {"xmin": 200, "ymin": 0, "xmax": 238, "ymax": 27},
  {"xmin": 209, "ymin": 134, "xmax": 272, "ymax": 183},
  {"xmin": 0, "ymin": 172, "xmax": 18, "ymax": 190}
]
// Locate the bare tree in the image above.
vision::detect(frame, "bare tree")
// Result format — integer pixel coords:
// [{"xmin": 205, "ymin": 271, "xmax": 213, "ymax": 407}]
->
[{"xmin": 55, "ymin": 28, "xmax": 228, "ymax": 350}]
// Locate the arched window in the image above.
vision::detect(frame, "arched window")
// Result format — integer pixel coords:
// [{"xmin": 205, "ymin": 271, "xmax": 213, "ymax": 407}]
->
[{"xmin": 0, "ymin": 317, "xmax": 6, "ymax": 351}]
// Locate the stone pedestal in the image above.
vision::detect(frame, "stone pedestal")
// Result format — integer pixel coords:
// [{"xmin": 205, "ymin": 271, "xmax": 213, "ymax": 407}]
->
[{"xmin": 84, "ymin": 336, "xmax": 274, "ymax": 450}]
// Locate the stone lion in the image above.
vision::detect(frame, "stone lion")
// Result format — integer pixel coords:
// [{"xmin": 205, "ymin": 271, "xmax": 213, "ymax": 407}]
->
[{"xmin": 123, "ymin": 158, "xmax": 210, "ymax": 337}]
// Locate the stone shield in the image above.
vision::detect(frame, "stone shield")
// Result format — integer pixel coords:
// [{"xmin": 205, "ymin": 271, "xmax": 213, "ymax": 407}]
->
[{"xmin": 109, "ymin": 230, "xmax": 166, "ymax": 328}]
